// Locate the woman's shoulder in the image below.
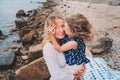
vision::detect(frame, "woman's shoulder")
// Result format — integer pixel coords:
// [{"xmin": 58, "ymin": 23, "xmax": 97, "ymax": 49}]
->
[
  {"xmin": 43, "ymin": 42, "xmax": 59, "ymax": 56},
  {"xmin": 43, "ymin": 42, "xmax": 53, "ymax": 50}
]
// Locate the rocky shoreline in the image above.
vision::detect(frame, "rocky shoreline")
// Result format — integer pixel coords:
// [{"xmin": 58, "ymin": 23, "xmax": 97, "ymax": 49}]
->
[
  {"xmin": 0, "ymin": 1, "xmax": 55, "ymax": 80},
  {"xmin": 0, "ymin": 0, "xmax": 120, "ymax": 80}
]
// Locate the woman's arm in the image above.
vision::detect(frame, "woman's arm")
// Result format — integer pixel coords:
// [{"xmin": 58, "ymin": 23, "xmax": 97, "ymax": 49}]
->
[{"xmin": 43, "ymin": 43, "xmax": 74, "ymax": 80}]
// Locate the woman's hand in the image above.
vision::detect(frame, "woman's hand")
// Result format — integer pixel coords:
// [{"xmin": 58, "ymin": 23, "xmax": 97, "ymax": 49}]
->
[
  {"xmin": 74, "ymin": 64, "xmax": 86, "ymax": 79},
  {"xmin": 48, "ymin": 24, "xmax": 56, "ymax": 35}
]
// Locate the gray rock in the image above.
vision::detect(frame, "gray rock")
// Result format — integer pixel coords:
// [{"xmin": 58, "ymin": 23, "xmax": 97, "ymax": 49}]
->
[
  {"xmin": 89, "ymin": 37, "xmax": 113, "ymax": 54},
  {"xmin": 107, "ymin": 59, "xmax": 115, "ymax": 69},
  {"xmin": 0, "ymin": 50, "xmax": 15, "ymax": 66},
  {"xmin": 108, "ymin": 0, "xmax": 120, "ymax": 6}
]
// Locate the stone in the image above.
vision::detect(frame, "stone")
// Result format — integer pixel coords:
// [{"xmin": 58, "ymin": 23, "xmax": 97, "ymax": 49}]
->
[
  {"xmin": 21, "ymin": 55, "xmax": 28, "ymax": 60},
  {"xmin": 107, "ymin": 59, "xmax": 115, "ymax": 69},
  {"xmin": 16, "ymin": 10, "xmax": 26, "ymax": 18},
  {"xmin": 28, "ymin": 44, "xmax": 43, "ymax": 62},
  {"xmin": 19, "ymin": 27, "xmax": 32, "ymax": 38},
  {"xmin": 0, "ymin": 50, "xmax": 15, "ymax": 66},
  {"xmin": 27, "ymin": 16, "xmax": 35, "ymax": 22},
  {"xmin": 15, "ymin": 57, "xmax": 50, "ymax": 80},
  {"xmin": 0, "ymin": 30, "xmax": 3, "ymax": 36},
  {"xmin": 89, "ymin": 37, "xmax": 113, "ymax": 54},
  {"xmin": 0, "ymin": 30, "xmax": 7, "ymax": 40},
  {"xmin": 108, "ymin": 0, "xmax": 120, "ymax": 6},
  {"xmin": 9, "ymin": 28, "xmax": 17, "ymax": 33},
  {"xmin": 15, "ymin": 20, "xmax": 27, "ymax": 29},
  {"xmin": 21, "ymin": 30, "xmax": 36, "ymax": 47}
]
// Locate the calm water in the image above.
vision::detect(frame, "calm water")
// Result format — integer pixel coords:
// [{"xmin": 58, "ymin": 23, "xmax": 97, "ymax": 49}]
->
[{"xmin": 0, "ymin": 0, "xmax": 46, "ymax": 52}]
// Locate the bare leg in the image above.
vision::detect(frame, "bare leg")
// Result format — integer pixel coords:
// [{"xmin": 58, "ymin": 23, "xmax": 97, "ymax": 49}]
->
[{"xmin": 74, "ymin": 77, "xmax": 83, "ymax": 80}]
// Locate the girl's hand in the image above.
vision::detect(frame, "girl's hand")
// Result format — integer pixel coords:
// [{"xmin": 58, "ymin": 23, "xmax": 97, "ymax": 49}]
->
[
  {"xmin": 48, "ymin": 24, "xmax": 56, "ymax": 35},
  {"xmin": 74, "ymin": 64, "xmax": 86, "ymax": 79}
]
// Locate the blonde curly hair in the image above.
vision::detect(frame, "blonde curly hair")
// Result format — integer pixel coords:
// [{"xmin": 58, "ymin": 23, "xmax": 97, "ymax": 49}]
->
[
  {"xmin": 42, "ymin": 12, "xmax": 65, "ymax": 46},
  {"xmin": 65, "ymin": 14, "xmax": 94, "ymax": 42}
]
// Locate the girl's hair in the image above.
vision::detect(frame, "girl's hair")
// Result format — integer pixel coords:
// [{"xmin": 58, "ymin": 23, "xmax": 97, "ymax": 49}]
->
[
  {"xmin": 65, "ymin": 14, "xmax": 94, "ymax": 42},
  {"xmin": 42, "ymin": 12, "xmax": 64, "ymax": 46}
]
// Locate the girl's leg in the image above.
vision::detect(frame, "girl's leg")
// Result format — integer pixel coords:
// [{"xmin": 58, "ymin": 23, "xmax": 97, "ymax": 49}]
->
[
  {"xmin": 79, "ymin": 76, "xmax": 83, "ymax": 80},
  {"xmin": 74, "ymin": 77, "xmax": 83, "ymax": 80}
]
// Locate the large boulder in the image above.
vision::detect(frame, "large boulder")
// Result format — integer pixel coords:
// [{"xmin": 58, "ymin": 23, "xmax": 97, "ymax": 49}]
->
[
  {"xmin": 108, "ymin": 0, "xmax": 120, "ymax": 6},
  {"xmin": 28, "ymin": 44, "xmax": 43, "ymax": 62},
  {"xmin": 88, "ymin": 37, "xmax": 113, "ymax": 54},
  {"xmin": 0, "ymin": 50, "xmax": 15, "ymax": 66},
  {"xmin": 15, "ymin": 57, "xmax": 50, "ymax": 80},
  {"xmin": 16, "ymin": 10, "xmax": 26, "ymax": 18},
  {"xmin": 21, "ymin": 30, "xmax": 36, "ymax": 47}
]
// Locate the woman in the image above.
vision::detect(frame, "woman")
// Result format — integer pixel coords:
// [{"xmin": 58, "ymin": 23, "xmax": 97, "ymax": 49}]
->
[
  {"xmin": 42, "ymin": 12, "xmax": 86, "ymax": 80},
  {"xmin": 42, "ymin": 12, "xmax": 120, "ymax": 80}
]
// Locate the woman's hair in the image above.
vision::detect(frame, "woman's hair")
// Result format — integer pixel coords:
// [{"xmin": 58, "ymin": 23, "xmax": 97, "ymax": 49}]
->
[
  {"xmin": 42, "ymin": 12, "xmax": 64, "ymax": 46},
  {"xmin": 65, "ymin": 14, "xmax": 94, "ymax": 42}
]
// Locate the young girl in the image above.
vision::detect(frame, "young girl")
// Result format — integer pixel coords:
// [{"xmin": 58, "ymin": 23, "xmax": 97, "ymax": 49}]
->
[{"xmin": 48, "ymin": 14, "xmax": 94, "ymax": 80}]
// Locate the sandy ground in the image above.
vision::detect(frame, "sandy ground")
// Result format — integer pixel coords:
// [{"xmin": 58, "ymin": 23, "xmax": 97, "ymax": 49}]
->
[
  {"xmin": 55, "ymin": 0, "xmax": 120, "ymax": 50},
  {"xmin": 54, "ymin": 1, "xmax": 120, "ymax": 69}
]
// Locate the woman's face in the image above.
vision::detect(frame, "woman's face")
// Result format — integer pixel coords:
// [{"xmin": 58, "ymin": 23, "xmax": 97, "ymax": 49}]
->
[{"xmin": 54, "ymin": 18, "xmax": 65, "ymax": 39}]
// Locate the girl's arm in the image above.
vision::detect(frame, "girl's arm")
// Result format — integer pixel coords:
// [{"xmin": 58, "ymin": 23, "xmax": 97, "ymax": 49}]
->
[
  {"xmin": 48, "ymin": 24, "xmax": 78, "ymax": 52},
  {"xmin": 50, "ymin": 34, "xmax": 78, "ymax": 52}
]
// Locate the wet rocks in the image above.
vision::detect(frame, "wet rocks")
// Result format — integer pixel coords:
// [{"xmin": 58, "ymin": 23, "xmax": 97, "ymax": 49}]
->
[
  {"xmin": 15, "ymin": 7, "xmax": 53, "ymax": 49},
  {"xmin": 1, "ymin": 1, "xmax": 55, "ymax": 80},
  {"xmin": 19, "ymin": 27, "xmax": 32, "ymax": 38},
  {"xmin": 16, "ymin": 10, "xmax": 26, "ymax": 18},
  {"xmin": 0, "ymin": 50, "xmax": 15, "ymax": 66},
  {"xmin": 9, "ymin": 28, "xmax": 17, "ymax": 33},
  {"xmin": 0, "ymin": 30, "xmax": 3, "ymax": 36},
  {"xmin": 15, "ymin": 20, "xmax": 28, "ymax": 29},
  {"xmin": 28, "ymin": 44, "xmax": 43, "ymax": 62},
  {"xmin": 0, "ymin": 30, "xmax": 3, "ymax": 39},
  {"xmin": 0, "ymin": 30, "xmax": 7, "ymax": 40},
  {"xmin": 15, "ymin": 57, "xmax": 50, "ymax": 80},
  {"xmin": 21, "ymin": 30, "xmax": 36, "ymax": 47}
]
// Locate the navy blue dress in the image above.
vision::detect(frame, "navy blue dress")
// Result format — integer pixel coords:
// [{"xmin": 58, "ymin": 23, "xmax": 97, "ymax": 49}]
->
[{"xmin": 61, "ymin": 35, "xmax": 90, "ymax": 66}]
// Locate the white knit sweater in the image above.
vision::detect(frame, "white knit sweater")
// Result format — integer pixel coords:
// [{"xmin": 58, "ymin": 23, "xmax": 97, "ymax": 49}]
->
[{"xmin": 43, "ymin": 42, "xmax": 74, "ymax": 80}]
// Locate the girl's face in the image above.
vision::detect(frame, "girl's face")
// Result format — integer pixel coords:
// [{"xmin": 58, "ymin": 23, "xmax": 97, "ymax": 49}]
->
[
  {"xmin": 54, "ymin": 18, "xmax": 65, "ymax": 39},
  {"xmin": 64, "ymin": 22, "xmax": 73, "ymax": 36}
]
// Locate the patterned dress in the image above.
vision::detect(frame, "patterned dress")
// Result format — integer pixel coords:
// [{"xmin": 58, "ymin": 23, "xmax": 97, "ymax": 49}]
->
[{"xmin": 61, "ymin": 35, "xmax": 90, "ymax": 66}]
